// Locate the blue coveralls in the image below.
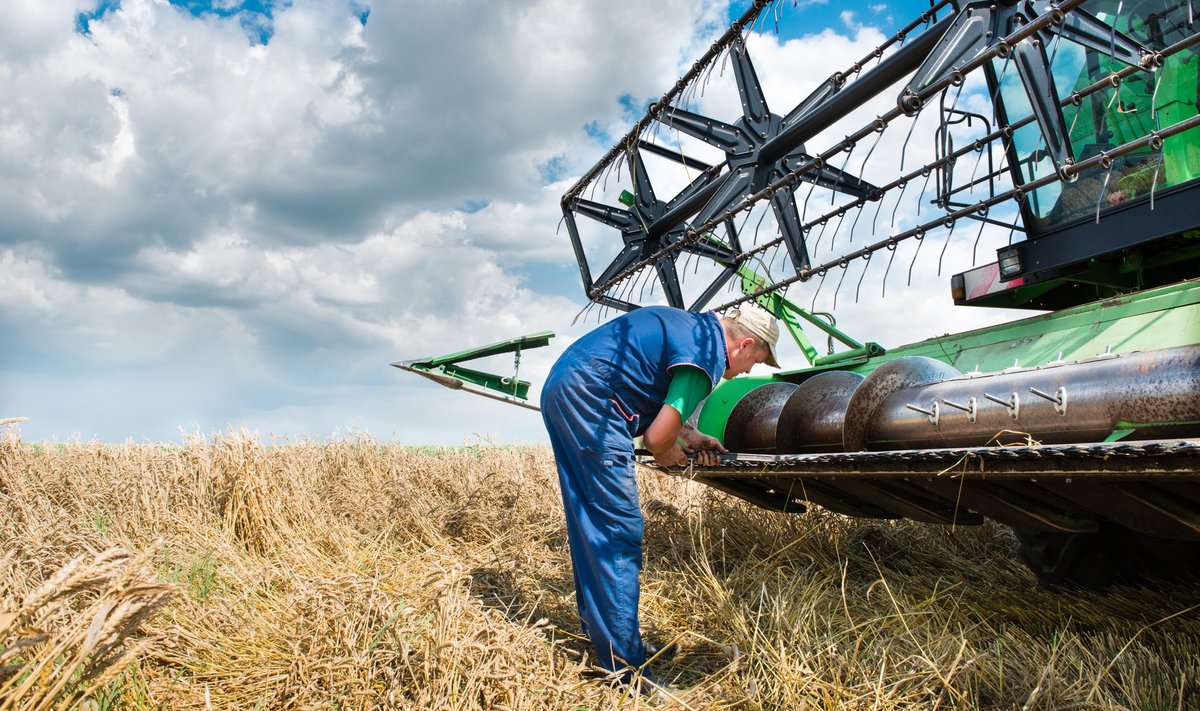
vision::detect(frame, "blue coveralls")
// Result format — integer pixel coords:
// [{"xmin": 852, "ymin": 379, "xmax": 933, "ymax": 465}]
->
[{"xmin": 540, "ymin": 306, "xmax": 726, "ymax": 677}]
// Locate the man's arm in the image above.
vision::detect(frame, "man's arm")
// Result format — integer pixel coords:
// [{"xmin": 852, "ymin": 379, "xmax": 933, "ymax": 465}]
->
[
  {"xmin": 643, "ymin": 366, "xmax": 727, "ymax": 466},
  {"xmin": 642, "ymin": 404, "xmax": 687, "ymax": 466}
]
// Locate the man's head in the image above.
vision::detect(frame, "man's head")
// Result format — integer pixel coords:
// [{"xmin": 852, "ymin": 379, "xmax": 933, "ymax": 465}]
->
[{"xmin": 719, "ymin": 307, "xmax": 780, "ymax": 379}]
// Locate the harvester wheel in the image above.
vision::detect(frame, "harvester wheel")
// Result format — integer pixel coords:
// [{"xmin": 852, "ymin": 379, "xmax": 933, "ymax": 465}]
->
[
  {"xmin": 1013, "ymin": 524, "xmax": 1200, "ymax": 589},
  {"xmin": 1013, "ymin": 524, "xmax": 1147, "ymax": 589}
]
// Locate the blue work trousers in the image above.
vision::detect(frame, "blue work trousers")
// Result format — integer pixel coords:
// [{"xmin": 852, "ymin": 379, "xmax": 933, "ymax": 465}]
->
[{"xmin": 541, "ymin": 360, "xmax": 647, "ymax": 676}]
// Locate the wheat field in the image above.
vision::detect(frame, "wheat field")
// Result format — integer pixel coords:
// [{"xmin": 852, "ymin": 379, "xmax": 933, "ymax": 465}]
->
[{"xmin": 1, "ymin": 423, "xmax": 1198, "ymax": 710}]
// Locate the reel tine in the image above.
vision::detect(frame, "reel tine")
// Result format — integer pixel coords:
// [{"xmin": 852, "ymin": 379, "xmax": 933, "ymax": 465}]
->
[
  {"xmin": 770, "ymin": 243, "xmax": 784, "ymax": 280},
  {"xmin": 752, "ymin": 203, "xmax": 769, "ymax": 246},
  {"xmin": 736, "ymin": 204, "xmax": 757, "ymax": 246},
  {"xmin": 571, "ymin": 300, "xmax": 592, "ymax": 326},
  {"xmin": 946, "ymin": 80, "xmax": 966, "ymax": 117},
  {"xmin": 857, "ymin": 125, "xmax": 885, "ymax": 186},
  {"xmin": 916, "ymin": 166, "xmax": 934, "ymax": 217},
  {"xmin": 638, "ymin": 265, "xmax": 657, "ymax": 301},
  {"xmin": 1151, "ymin": 68, "xmax": 1163, "ymax": 120},
  {"xmin": 968, "ymin": 136, "xmax": 990, "ymax": 194},
  {"xmin": 855, "ymin": 252, "xmax": 871, "ymax": 303},
  {"xmin": 971, "ymin": 205, "xmax": 989, "ymax": 266},
  {"xmin": 937, "ymin": 215, "xmax": 956, "ymax": 276},
  {"xmin": 810, "ymin": 268, "xmax": 827, "ymax": 312},
  {"xmin": 849, "ymin": 202, "xmax": 865, "ymax": 245},
  {"xmin": 881, "ymin": 240, "xmax": 898, "ymax": 298},
  {"xmin": 900, "ymin": 106, "xmax": 922, "ymax": 173},
  {"xmin": 1047, "ymin": 19, "xmax": 1065, "ymax": 68},
  {"xmin": 872, "ymin": 184, "xmax": 886, "ymax": 233},
  {"xmin": 907, "ymin": 229, "xmax": 926, "ymax": 286},
  {"xmin": 801, "ymin": 169, "xmax": 820, "ymax": 222},
  {"xmin": 832, "ymin": 260, "xmax": 849, "ymax": 310},
  {"xmin": 828, "ymin": 208, "xmax": 847, "ymax": 250},
  {"xmin": 890, "ymin": 178, "xmax": 908, "ymax": 228},
  {"xmin": 812, "ymin": 218, "xmax": 829, "ymax": 256},
  {"xmin": 1095, "ymin": 156, "xmax": 1116, "ymax": 224},
  {"xmin": 1109, "ymin": 1, "xmax": 1124, "ymax": 64},
  {"xmin": 618, "ymin": 266, "xmax": 639, "ymax": 305},
  {"xmin": 1150, "ymin": 143, "xmax": 1164, "ymax": 210}
]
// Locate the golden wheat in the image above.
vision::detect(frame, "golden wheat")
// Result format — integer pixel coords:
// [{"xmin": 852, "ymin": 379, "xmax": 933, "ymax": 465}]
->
[{"xmin": 1, "ymin": 425, "xmax": 1198, "ymax": 709}]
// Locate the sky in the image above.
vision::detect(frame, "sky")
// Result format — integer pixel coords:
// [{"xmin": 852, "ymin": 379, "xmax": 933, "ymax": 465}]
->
[{"xmin": 1, "ymin": 0, "xmax": 1024, "ymax": 445}]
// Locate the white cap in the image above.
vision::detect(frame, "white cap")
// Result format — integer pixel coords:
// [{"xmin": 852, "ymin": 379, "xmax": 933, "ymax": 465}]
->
[{"xmin": 727, "ymin": 306, "xmax": 780, "ymax": 368}]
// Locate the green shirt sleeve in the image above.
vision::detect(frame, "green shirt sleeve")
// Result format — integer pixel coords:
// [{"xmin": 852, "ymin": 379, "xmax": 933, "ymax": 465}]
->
[{"xmin": 664, "ymin": 365, "xmax": 713, "ymax": 421}]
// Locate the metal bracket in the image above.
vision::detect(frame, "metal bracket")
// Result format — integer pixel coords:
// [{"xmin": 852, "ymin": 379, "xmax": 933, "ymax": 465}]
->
[
  {"xmin": 906, "ymin": 400, "xmax": 941, "ymax": 426},
  {"xmin": 942, "ymin": 396, "xmax": 978, "ymax": 423},
  {"xmin": 1028, "ymin": 385, "xmax": 1068, "ymax": 415},
  {"xmin": 984, "ymin": 391, "xmax": 1021, "ymax": 419}
]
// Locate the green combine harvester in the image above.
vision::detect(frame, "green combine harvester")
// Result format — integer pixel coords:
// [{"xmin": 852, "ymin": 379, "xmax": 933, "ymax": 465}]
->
[{"xmin": 401, "ymin": 0, "xmax": 1200, "ymax": 587}]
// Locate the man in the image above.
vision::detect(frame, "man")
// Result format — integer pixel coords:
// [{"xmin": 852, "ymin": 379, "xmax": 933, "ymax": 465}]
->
[{"xmin": 540, "ymin": 305, "xmax": 780, "ymax": 685}]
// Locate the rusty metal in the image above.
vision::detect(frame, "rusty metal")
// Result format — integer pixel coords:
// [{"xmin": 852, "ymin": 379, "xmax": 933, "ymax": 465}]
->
[
  {"xmin": 723, "ymin": 382, "xmax": 799, "ymax": 453},
  {"xmin": 860, "ymin": 345, "xmax": 1200, "ymax": 449},
  {"xmin": 842, "ymin": 356, "xmax": 963, "ymax": 451},
  {"xmin": 775, "ymin": 370, "xmax": 863, "ymax": 453}
]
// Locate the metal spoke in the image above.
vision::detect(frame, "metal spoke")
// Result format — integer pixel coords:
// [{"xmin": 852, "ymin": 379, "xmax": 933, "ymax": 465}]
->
[
  {"xmin": 663, "ymin": 106, "xmax": 746, "ymax": 153},
  {"xmin": 730, "ymin": 42, "xmax": 772, "ymax": 131}
]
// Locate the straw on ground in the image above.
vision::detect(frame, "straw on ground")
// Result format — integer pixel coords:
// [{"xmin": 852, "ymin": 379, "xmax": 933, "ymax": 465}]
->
[{"xmin": 1, "ymin": 426, "xmax": 1197, "ymax": 709}]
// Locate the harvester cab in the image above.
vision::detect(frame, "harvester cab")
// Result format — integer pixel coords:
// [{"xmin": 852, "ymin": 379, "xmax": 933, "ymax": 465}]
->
[{"xmin": 400, "ymin": 0, "xmax": 1200, "ymax": 587}]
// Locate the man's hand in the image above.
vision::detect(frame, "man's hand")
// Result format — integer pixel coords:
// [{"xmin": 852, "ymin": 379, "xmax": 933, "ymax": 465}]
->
[
  {"xmin": 678, "ymin": 423, "xmax": 727, "ymax": 455},
  {"xmin": 644, "ymin": 409, "xmax": 729, "ymax": 467},
  {"xmin": 652, "ymin": 444, "xmax": 688, "ymax": 467},
  {"xmin": 676, "ymin": 423, "xmax": 727, "ymax": 466}
]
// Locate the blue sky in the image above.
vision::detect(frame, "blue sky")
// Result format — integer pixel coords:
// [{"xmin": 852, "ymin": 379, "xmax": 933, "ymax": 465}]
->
[
  {"xmin": 77, "ymin": 0, "xmax": 329, "ymax": 43},
  {"xmin": 729, "ymin": 0, "xmax": 929, "ymax": 35},
  {"xmin": 0, "ymin": 0, "xmax": 1013, "ymax": 444}
]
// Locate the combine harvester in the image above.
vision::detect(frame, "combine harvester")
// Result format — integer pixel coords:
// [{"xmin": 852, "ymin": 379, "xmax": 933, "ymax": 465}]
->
[{"xmin": 404, "ymin": 0, "xmax": 1200, "ymax": 587}]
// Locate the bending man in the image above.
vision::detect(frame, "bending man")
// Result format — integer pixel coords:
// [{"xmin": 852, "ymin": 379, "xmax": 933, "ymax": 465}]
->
[{"xmin": 540, "ymin": 305, "xmax": 780, "ymax": 683}]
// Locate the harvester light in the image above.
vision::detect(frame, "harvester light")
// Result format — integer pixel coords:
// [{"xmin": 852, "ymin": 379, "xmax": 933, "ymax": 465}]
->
[
  {"xmin": 998, "ymin": 247, "xmax": 1022, "ymax": 279},
  {"xmin": 950, "ymin": 274, "xmax": 966, "ymax": 301}
]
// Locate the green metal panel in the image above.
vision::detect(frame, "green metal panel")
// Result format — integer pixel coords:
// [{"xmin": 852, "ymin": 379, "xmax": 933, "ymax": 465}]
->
[{"xmin": 889, "ymin": 277, "xmax": 1200, "ymax": 373}]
